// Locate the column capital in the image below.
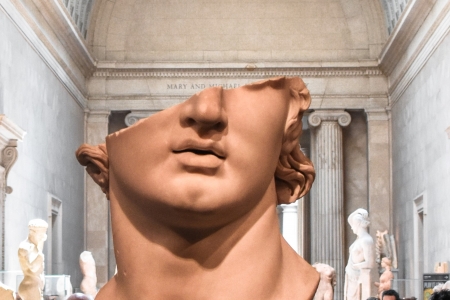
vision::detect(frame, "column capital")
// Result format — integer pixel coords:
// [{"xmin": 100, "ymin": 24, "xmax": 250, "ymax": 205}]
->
[
  {"xmin": 365, "ymin": 108, "xmax": 390, "ymax": 121},
  {"xmin": 87, "ymin": 110, "xmax": 110, "ymax": 124},
  {"xmin": 308, "ymin": 110, "xmax": 351, "ymax": 128},
  {"xmin": 125, "ymin": 110, "xmax": 160, "ymax": 127}
]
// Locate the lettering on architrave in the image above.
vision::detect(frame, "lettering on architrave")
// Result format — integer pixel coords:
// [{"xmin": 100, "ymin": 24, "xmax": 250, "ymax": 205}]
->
[{"xmin": 166, "ymin": 83, "xmax": 242, "ymax": 90}]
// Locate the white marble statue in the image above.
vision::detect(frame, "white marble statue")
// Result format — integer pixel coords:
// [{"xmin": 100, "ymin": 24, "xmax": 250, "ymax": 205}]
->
[
  {"xmin": 17, "ymin": 219, "xmax": 48, "ymax": 300},
  {"xmin": 375, "ymin": 257, "xmax": 394, "ymax": 298},
  {"xmin": 0, "ymin": 282, "xmax": 15, "ymax": 300},
  {"xmin": 313, "ymin": 263, "xmax": 336, "ymax": 300},
  {"xmin": 80, "ymin": 251, "xmax": 98, "ymax": 298},
  {"xmin": 344, "ymin": 208, "xmax": 375, "ymax": 300}
]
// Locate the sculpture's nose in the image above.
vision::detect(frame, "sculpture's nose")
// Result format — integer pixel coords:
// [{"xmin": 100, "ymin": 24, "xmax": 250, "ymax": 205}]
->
[{"xmin": 180, "ymin": 86, "xmax": 228, "ymax": 132}]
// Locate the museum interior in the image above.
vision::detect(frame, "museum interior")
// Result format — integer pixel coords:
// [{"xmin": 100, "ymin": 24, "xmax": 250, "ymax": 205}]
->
[{"xmin": 0, "ymin": 0, "xmax": 449, "ymax": 299}]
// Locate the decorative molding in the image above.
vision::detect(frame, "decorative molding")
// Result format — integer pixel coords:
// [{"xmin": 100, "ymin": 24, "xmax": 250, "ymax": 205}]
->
[
  {"xmin": 389, "ymin": 1, "xmax": 450, "ymax": 106},
  {"xmin": 124, "ymin": 111, "xmax": 160, "ymax": 127},
  {"xmin": 1, "ymin": 146, "xmax": 18, "ymax": 194},
  {"xmin": 365, "ymin": 108, "xmax": 390, "ymax": 121},
  {"xmin": 62, "ymin": 0, "xmax": 94, "ymax": 38},
  {"xmin": 308, "ymin": 110, "xmax": 352, "ymax": 128},
  {"xmin": 0, "ymin": 115, "xmax": 25, "ymax": 195},
  {"xmin": 0, "ymin": 0, "xmax": 90, "ymax": 109},
  {"xmin": 92, "ymin": 67, "xmax": 383, "ymax": 79},
  {"xmin": 0, "ymin": 115, "xmax": 26, "ymax": 147},
  {"xmin": 28, "ymin": 0, "xmax": 95, "ymax": 74},
  {"xmin": 380, "ymin": 0, "xmax": 410, "ymax": 35},
  {"xmin": 379, "ymin": 0, "xmax": 437, "ymax": 76}
]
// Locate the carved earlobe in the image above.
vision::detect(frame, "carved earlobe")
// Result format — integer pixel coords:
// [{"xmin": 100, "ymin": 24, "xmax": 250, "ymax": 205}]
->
[
  {"xmin": 274, "ymin": 80, "xmax": 315, "ymax": 204},
  {"xmin": 76, "ymin": 144, "xmax": 110, "ymax": 200}
]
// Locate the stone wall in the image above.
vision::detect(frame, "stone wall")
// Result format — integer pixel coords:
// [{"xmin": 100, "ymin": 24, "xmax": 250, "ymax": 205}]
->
[
  {"xmin": 391, "ymin": 30, "xmax": 450, "ymax": 288},
  {"xmin": 0, "ymin": 8, "xmax": 85, "ymax": 287}
]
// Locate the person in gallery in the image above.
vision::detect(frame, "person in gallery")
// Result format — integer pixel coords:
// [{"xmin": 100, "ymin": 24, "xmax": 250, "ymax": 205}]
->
[
  {"xmin": 76, "ymin": 77, "xmax": 320, "ymax": 299},
  {"xmin": 17, "ymin": 219, "xmax": 48, "ymax": 300},
  {"xmin": 344, "ymin": 208, "xmax": 375, "ymax": 300},
  {"xmin": 381, "ymin": 289, "xmax": 400, "ymax": 300},
  {"xmin": 430, "ymin": 289, "xmax": 450, "ymax": 300}
]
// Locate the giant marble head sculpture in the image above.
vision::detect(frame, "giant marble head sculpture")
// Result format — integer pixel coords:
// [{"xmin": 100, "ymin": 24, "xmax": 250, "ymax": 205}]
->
[{"xmin": 76, "ymin": 77, "xmax": 318, "ymax": 299}]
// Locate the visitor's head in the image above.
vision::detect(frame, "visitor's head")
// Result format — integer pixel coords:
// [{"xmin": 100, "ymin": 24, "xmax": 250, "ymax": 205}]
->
[
  {"xmin": 76, "ymin": 77, "xmax": 315, "ymax": 229},
  {"xmin": 382, "ymin": 289, "xmax": 400, "ymax": 300},
  {"xmin": 430, "ymin": 289, "xmax": 450, "ymax": 300}
]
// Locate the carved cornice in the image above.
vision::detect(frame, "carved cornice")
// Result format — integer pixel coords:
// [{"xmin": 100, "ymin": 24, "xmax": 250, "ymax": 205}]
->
[
  {"xmin": 389, "ymin": 1, "xmax": 450, "ymax": 106},
  {"xmin": 379, "ymin": 0, "xmax": 437, "ymax": 76},
  {"xmin": 0, "ymin": 115, "xmax": 26, "ymax": 147},
  {"xmin": 92, "ymin": 67, "xmax": 383, "ymax": 79},
  {"xmin": 0, "ymin": 0, "xmax": 90, "ymax": 109},
  {"xmin": 308, "ymin": 110, "xmax": 352, "ymax": 128}
]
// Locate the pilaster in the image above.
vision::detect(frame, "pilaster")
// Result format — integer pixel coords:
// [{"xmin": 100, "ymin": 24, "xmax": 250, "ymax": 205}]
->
[
  {"xmin": 365, "ymin": 109, "xmax": 391, "ymax": 236},
  {"xmin": 85, "ymin": 110, "xmax": 110, "ymax": 287},
  {"xmin": 0, "ymin": 115, "xmax": 26, "ymax": 270},
  {"xmin": 308, "ymin": 110, "xmax": 351, "ymax": 300}
]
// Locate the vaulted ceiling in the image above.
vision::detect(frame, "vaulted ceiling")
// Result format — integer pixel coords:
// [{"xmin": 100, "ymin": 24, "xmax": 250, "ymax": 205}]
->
[{"xmin": 82, "ymin": 0, "xmax": 396, "ymax": 62}]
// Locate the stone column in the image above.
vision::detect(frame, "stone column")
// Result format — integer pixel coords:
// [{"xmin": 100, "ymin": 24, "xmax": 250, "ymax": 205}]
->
[
  {"xmin": 277, "ymin": 203, "xmax": 299, "ymax": 253},
  {"xmin": 365, "ymin": 108, "xmax": 391, "ymax": 292},
  {"xmin": 308, "ymin": 110, "xmax": 351, "ymax": 300},
  {"xmin": 85, "ymin": 110, "xmax": 110, "ymax": 287}
]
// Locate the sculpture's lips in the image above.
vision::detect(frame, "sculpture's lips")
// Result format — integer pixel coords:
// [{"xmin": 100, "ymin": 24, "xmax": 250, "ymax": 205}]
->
[
  {"xmin": 172, "ymin": 139, "xmax": 226, "ymax": 170},
  {"xmin": 172, "ymin": 139, "xmax": 226, "ymax": 159}
]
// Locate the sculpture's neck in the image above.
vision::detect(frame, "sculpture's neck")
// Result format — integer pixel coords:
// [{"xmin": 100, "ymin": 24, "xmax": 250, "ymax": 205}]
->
[{"xmin": 98, "ymin": 180, "xmax": 318, "ymax": 299}]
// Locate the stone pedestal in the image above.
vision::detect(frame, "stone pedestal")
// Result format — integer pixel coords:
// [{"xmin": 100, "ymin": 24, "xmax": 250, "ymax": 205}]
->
[
  {"xmin": 85, "ymin": 111, "xmax": 110, "ymax": 287},
  {"xmin": 360, "ymin": 268, "xmax": 372, "ymax": 300},
  {"xmin": 308, "ymin": 110, "xmax": 351, "ymax": 300}
]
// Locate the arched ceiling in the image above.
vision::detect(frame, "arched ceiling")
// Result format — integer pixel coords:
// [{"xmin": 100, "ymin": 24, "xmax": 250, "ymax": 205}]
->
[{"xmin": 87, "ymin": 0, "xmax": 389, "ymax": 62}]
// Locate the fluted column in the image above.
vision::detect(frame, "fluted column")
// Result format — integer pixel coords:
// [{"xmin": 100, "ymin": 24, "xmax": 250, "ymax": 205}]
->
[
  {"xmin": 85, "ymin": 110, "xmax": 110, "ymax": 287},
  {"xmin": 308, "ymin": 110, "xmax": 351, "ymax": 300}
]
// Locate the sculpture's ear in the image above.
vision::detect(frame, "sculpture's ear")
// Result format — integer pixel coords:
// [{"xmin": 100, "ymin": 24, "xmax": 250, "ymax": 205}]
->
[{"xmin": 76, "ymin": 144, "xmax": 109, "ymax": 199}]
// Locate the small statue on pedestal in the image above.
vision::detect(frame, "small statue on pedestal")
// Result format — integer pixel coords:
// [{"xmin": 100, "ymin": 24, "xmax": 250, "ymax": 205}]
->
[
  {"xmin": 344, "ymin": 208, "xmax": 375, "ymax": 300},
  {"xmin": 17, "ymin": 219, "xmax": 48, "ymax": 300},
  {"xmin": 313, "ymin": 263, "xmax": 336, "ymax": 300},
  {"xmin": 375, "ymin": 257, "xmax": 394, "ymax": 299}
]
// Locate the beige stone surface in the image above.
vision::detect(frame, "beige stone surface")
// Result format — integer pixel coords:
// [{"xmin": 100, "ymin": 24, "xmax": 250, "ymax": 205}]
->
[{"xmin": 89, "ymin": 0, "xmax": 386, "ymax": 62}]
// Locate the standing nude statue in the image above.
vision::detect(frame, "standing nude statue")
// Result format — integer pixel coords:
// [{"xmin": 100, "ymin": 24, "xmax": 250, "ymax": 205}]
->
[
  {"xmin": 375, "ymin": 257, "xmax": 394, "ymax": 299},
  {"xmin": 76, "ymin": 77, "xmax": 320, "ymax": 299},
  {"xmin": 80, "ymin": 251, "xmax": 98, "ymax": 298},
  {"xmin": 17, "ymin": 219, "xmax": 48, "ymax": 300},
  {"xmin": 313, "ymin": 263, "xmax": 336, "ymax": 300},
  {"xmin": 344, "ymin": 209, "xmax": 375, "ymax": 300}
]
